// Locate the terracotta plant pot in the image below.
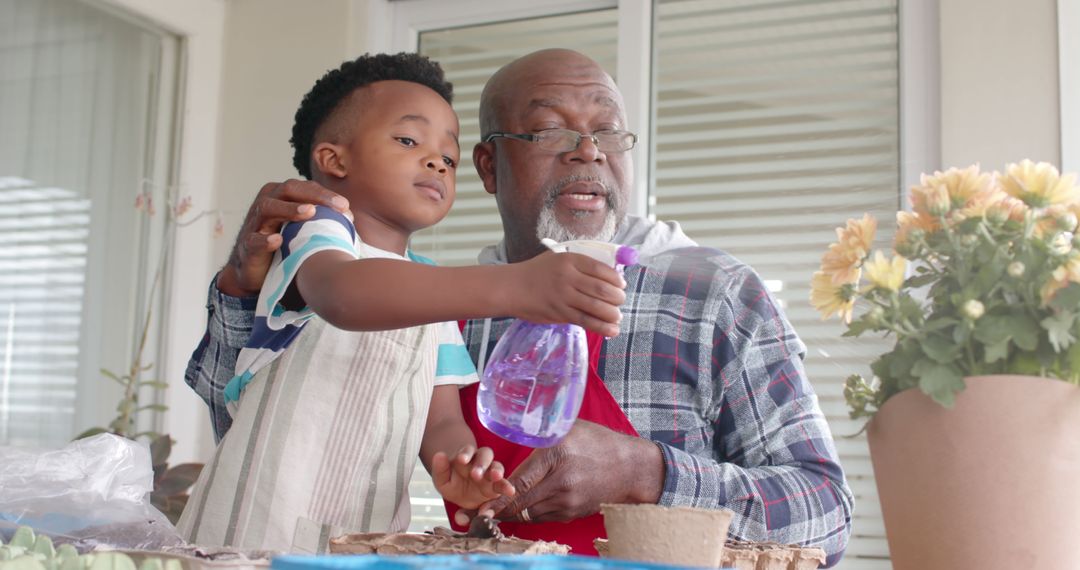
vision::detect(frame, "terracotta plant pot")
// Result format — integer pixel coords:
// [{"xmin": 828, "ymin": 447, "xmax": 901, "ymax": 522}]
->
[
  {"xmin": 868, "ymin": 374, "xmax": 1080, "ymax": 569},
  {"xmin": 600, "ymin": 504, "xmax": 732, "ymax": 567}
]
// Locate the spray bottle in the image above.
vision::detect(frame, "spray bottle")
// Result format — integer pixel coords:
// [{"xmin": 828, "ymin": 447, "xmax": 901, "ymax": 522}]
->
[{"xmin": 477, "ymin": 239, "xmax": 639, "ymax": 447}]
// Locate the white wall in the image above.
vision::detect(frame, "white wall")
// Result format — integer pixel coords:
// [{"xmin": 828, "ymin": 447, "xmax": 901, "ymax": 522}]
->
[
  {"xmin": 939, "ymin": 0, "xmax": 1060, "ymax": 169},
  {"xmin": 212, "ymin": 0, "xmax": 364, "ymax": 267}
]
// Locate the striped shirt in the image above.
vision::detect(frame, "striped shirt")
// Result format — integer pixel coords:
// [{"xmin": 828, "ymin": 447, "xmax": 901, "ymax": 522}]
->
[{"xmin": 222, "ymin": 206, "xmax": 476, "ymax": 412}]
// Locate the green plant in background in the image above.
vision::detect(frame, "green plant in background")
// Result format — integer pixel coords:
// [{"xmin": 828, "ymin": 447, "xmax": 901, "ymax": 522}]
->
[
  {"xmin": 75, "ymin": 190, "xmax": 222, "ymax": 523},
  {"xmin": 0, "ymin": 526, "xmax": 181, "ymax": 570},
  {"xmin": 810, "ymin": 161, "xmax": 1080, "ymax": 419}
]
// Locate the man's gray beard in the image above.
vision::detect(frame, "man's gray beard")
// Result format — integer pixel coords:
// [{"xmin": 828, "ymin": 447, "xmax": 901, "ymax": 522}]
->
[{"xmin": 534, "ymin": 176, "xmax": 620, "ymax": 243}]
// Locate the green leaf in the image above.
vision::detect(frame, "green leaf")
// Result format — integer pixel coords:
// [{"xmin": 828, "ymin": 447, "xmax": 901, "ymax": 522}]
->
[
  {"xmin": 953, "ymin": 320, "xmax": 973, "ymax": 344},
  {"xmin": 88, "ymin": 552, "xmax": 137, "ymax": 570},
  {"xmin": 10, "ymin": 528, "xmax": 34, "ymax": 550},
  {"xmin": 136, "ymin": 404, "xmax": 168, "ymax": 413},
  {"xmin": 904, "ymin": 273, "xmax": 936, "ymax": 288},
  {"xmin": 1011, "ymin": 351, "xmax": 1043, "ymax": 375},
  {"xmin": 31, "ymin": 536, "xmax": 53, "ymax": 559},
  {"xmin": 920, "ymin": 335, "xmax": 960, "ymax": 364},
  {"xmin": 887, "ymin": 341, "xmax": 920, "ymax": 381},
  {"xmin": 1005, "ymin": 314, "xmax": 1041, "ymax": 351},
  {"xmin": 99, "ymin": 369, "xmax": 125, "ymax": 386},
  {"xmin": 150, "ymin": 434, "xmax": 172, "ymax": 466},
  {"xmin": 1067, "ymin": 340, "xmax": 1080, "ymax": 377},
  {"xmin": 973, "ymin": 314, "xmax": 1010, "ymax": 345},
  {"xmin": 842, "ymin": 317, "xmax": 877, "ymax": 337},
  {"xmin": 138, "ymin": 559, "xmax": 163, "ymax": 570},
  {"xmin": 154, "ymin": 463, "xmax": 204, "ymax": 495},
  {"xmin": 918, "ymin": 364, "xmax": 965, "ymax": 408},
  {"xmin": 73, "ymin": 427, "xmax": 108, "ymax": 441},
  {"xmin": 984, "ymin": 338, "xmax": 1010, "ymax": 363},
  {"xmin": 55, "ymin": 546, "xmax": 78, "ymax": 563},
  {"xmin": 137, "ymin": 381, "xmax": 169, "ymax": 390},
  {"xmin": 1041, "ymin": 312, "xmax": 1077, "ymax": 352},
  {"xmin": 898, "ymin": 295, "xmax": 925, "ymax": 323},
  {"xmin": 0, "ymin": 555, "xmax": 46, "ymax": 570},
  {"xmin": 1050, "ymin": 283, "xmax": 1080, "ymax": 312}
]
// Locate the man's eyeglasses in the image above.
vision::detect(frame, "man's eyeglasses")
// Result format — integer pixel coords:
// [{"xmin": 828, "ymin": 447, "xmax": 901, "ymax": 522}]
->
[{"xmin": 482, "ymin": 129, "xmax": 637, "ymax": 153}]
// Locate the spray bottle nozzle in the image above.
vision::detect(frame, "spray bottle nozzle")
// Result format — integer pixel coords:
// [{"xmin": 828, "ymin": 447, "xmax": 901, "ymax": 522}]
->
[{"xmin": 540, "ymin": 238, "xmax": 639, "ymax": 269}]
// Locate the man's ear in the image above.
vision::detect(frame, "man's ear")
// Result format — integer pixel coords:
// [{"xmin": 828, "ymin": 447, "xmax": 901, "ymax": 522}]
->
[
  {"xmin": 312, "ymin": 142, "xmax": 348, "ymax": 179},
  {"xmin": 473, "ymin": 142, "xmax": 497, "ymax": 196}
]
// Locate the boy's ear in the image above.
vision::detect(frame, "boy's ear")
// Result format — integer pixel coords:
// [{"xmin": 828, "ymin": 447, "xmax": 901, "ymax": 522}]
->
[
  {"xmin": 473, "ymin": 142, "xmax": 497, "ymax": 196},
  {"xmin": 312, "ymin": 142, "xmax": 348, "ymax": 179}
]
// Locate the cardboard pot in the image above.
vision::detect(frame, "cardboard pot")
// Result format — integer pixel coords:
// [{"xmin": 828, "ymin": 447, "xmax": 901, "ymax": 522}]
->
[
  {"xmin": 867, "ymin": 374, "xmax": 1080, "ymax": 569},
  {"xmin": 600, "ymin": 504, "xmax": 732, "ymax": 567}
]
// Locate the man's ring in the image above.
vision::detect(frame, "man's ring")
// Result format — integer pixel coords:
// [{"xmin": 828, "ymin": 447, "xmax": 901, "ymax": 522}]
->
[{"xmin": 520, "ymin": 508, "xmax": 531, "ymax": 523}]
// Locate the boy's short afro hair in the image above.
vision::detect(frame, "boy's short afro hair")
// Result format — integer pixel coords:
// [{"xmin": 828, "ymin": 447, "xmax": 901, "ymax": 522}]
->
[{"xmin": 290, "ymin": 52, "xmax": 453, "ymax": 179}]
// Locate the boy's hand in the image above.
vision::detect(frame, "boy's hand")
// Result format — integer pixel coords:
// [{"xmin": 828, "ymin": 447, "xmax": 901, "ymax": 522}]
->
[
  {"xmin": 506, "ymin": 252, "xmax": 627, "ymax": 337},
  {"xmin": 218, "ymin": 180, "xmax": 350, "ymax": 297},
  {"xmin": 431, "ymin": 445, "xmax": 515, "ymax": 511}
]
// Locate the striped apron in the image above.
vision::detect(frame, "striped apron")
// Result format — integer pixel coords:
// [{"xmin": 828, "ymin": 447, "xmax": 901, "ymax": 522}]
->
[{"xmin": 177, "ymin": 318, "xmax": 437, "ymax": 552}]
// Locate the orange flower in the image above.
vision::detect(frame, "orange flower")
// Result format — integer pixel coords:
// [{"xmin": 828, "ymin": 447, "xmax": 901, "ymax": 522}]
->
[
  {"xmin": 820, "ymin": 214, "xmax": 876, "ymax": 285},
  {"xmin": 911, "ymin": 165, "xmax": 996, "ymax": 217}
]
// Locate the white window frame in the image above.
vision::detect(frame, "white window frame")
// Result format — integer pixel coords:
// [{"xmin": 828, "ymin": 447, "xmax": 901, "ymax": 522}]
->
[
  {"xmin": 90, "ymin": 0, "xmax": 226, "ymax": 463},
  {"xmin": 1060, "ymin": 0, "xmax": 1079, "ymax": 173}
]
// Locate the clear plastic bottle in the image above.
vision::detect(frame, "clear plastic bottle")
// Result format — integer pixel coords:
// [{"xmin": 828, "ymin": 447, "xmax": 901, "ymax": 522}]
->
[{"xmin": 477, "ymin": 240, "xmax": 638, "ymax": 447}]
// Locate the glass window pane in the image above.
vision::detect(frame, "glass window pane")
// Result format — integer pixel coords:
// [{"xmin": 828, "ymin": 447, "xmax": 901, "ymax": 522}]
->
[
  {"xmin": 0, "ymin": 0, "xmax": 177, "ymax": 447},
  {"xmin": 652, "ymin": 0, "xmax": 900, "ymax": 564}
]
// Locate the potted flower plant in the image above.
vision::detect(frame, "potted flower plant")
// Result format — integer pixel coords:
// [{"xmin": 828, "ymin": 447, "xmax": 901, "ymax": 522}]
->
[{"xmin": 811, "ymin": 160, "xmax": 1080, "ymax": 570}]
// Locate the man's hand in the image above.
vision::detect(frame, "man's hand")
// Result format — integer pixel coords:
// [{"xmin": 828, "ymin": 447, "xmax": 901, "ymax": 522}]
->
[
  {"xmin": 460, "ymin": 421, "xmax": 665, "ymax": 525},
  {"xmin": 217, "ymin": 180, "xmax": 350, "ymax": 297}
]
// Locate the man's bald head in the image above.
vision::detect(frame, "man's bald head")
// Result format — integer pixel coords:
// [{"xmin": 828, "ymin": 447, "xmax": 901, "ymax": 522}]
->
[
  {"xmin": 472, "ymin": 48, "xmax": 632, "ymax": 263},
  {"xmin": 478, "ymin": 49, "xmax": 620, "ymax": 136}
]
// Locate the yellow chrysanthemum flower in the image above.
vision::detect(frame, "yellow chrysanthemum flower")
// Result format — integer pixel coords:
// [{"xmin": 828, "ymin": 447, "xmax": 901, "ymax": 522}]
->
[
  {"xmin": 810, "ymin": 270, "xmax": 858, "ymax": 323},
  {"xmin": 819, "ymin": 214, "xmax": 876, "ymax": 285},
  {"xmin": 1000, "ymin": 160, "xmax": 1080, "ymax": 208},
  {"xmin": 910, "ymin": 165, "xmax": 997, "ymax": 219},
  {"xmin": 863, "ymin": 250, "xmax": 907, "ymax": 292}
]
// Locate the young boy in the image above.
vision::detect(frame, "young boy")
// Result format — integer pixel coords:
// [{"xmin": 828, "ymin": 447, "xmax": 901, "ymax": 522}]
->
[{"xmin": 176, "ymin": 53, "xmax": 626, "ymax": 552}]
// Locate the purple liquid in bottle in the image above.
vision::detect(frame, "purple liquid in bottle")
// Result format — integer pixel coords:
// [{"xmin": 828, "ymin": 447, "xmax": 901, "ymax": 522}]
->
[{"xmin": 477, "ymin": 320, "xmax": 588, "ymax": 447}]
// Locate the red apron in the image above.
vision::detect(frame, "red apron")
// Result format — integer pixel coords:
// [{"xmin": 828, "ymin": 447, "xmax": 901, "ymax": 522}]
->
[{"xmin": 447, "ymin": 326, "xmax": 640, "ymax": 555}]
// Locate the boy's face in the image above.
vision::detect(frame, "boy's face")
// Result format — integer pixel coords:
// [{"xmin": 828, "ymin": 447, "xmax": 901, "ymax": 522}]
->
[{"xmin": 327, "ymin": 80, "xmax": 460, "ymax": 238}]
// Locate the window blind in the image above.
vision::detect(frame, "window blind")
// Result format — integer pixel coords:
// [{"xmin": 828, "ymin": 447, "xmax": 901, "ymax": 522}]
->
[
  {"xmin": 0, "ymin": 178, "xmax": 89, "ymax": 445},
  {"xmin": 652, "ymin": 0, "xmax": 899, "ymax": 566}
]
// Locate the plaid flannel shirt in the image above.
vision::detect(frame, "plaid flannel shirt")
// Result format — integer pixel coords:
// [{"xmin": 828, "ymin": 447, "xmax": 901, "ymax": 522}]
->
[{"xmin": 186, "ymin": 244, "xmax": 853, "ymax": 566}]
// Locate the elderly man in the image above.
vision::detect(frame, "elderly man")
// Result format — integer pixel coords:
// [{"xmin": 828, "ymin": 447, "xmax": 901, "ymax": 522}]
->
[{"xmin": 187, "ymin": 49, "xmax": 853, "ymax": 565}]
